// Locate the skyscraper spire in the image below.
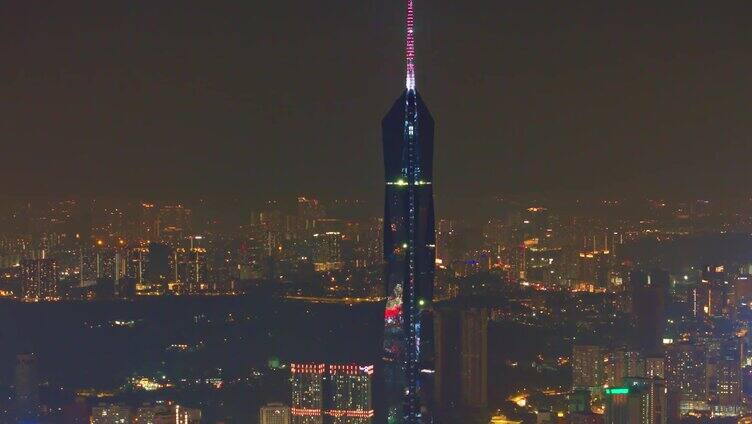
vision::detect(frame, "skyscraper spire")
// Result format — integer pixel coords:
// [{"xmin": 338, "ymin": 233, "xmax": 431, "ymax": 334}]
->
[
  {"xmin": 405, "ymin": 0, "xmax": 416, "ymax": 91},
  {"xmin": 383, "ymin": 2, "xmax": 435, "ymax": 423}
]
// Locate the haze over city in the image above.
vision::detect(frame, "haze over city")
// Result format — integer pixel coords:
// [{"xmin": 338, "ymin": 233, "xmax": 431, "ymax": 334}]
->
[
  {"xmin": 3, "ymin": 1, "xmax": 752, "ymax": 198},
  {"xmin": 1, "ymin": 1, "xmax": 752, "ymax": 424}
]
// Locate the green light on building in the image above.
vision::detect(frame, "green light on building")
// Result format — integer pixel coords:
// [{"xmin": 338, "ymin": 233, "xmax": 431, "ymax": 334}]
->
[
  {"xmin": 267, "ymin": 356, "xmax": 281, "ymax": 369},
  {"xmin": 605, "ymin": 387, "xmax": 630, "ymax": 395}
]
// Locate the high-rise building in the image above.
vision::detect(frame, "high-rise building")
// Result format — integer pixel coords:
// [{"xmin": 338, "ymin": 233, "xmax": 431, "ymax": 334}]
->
[
  {"xmin": 291, "ymin": 364, "xmax": 325, "ymax": 424},
  {"xmin": 312, "ymin": 232, "xmax": 344, "ymax": 271},
  {"xmin": 327, "ymin": 365, "xmax": 374, "ymax": 423},
  {"xmin": 297, "ymin": 197, "xmax": 325, "ymax": 237},
  {"xmin": 630, "ymin": 270, "xmax": 668, "ymax": 353},
  {"xmin": 459, "ymin": 309, "xmax": 488, "ymax": 408},
  {"xmin": 381, "ymin": 1, "xmax": 436, "ymax": 422},
  {"xmin": 169, "ymin": 243, "xmax": 208, "ymax": 294},
  {"xmin": 15, "ymin": 353, "xmax": 39, "ymax": 421},
  {"xmin": 157, "ymin": 204, "xmax": 192, "ymax": 244},
  {"xmin": 665, "ymin": 344, "xmax": 707, "ymax": 414},
  {"xmin": 694, "ymin": 266, "xmax": 730, "ymax": 319},
  {"xmin": 126, "ymin": 246, "xmax": 147, "ymax": 284},
  {"xmin": 713, "ymin": 339, "xmax": 743, "ymax": 417},
  {"xmin": 20, "ymin": 257, "xmax": 58, "ymax": 301},
  {"xmin": 90, "ymin": 404, "xmax": 132, "ymax": 424},
  {"xmin": 604, "ymin": 378, "xmax": 667, "ymax": 424},
  {"xmin": 434, "ymin": 306, "xmax": 488, "ymax": 416},
  {"xmin": 260, "ymin": 403, "xmax": 292, "ymax": 424},
  {"xmin": 576, "ymin": 249, "xmax": 612, "ymax": 289},
  {"xmin": 290, "ymin": 364, "xmax": 373, "ymax": 424},
  {"xmin": 572, "ymin": 345, "xmax": 606, "ymax": 388},
  {"xmin": 606, "ymin": 349, "xmax": 643, "ymax": 387}
]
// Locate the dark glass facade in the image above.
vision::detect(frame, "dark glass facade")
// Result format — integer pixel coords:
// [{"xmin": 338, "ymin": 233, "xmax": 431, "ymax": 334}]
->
[{"xmin": 382, "ymin": 87, "xmax": 436, "ymax": 424}]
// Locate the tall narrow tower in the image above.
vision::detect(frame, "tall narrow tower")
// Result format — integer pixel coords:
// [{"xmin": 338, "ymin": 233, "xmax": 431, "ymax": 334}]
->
[{"xmin": 382, "ymin": 1, "xmax": 435, "ymax": 423}]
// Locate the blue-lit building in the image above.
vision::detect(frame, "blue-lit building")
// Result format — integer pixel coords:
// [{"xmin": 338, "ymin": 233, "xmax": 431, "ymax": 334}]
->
[{"xmin": 381, "ymin": 1, "xmax": 435, "ymax": 423}]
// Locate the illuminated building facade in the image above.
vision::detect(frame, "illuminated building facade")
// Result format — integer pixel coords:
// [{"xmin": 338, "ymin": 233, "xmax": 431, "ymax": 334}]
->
[
  {"xmin": 604, "ymin": 378, "xmax": 667, "ymax": 424},
  {"xmin": 606, "ymin": 349, "xmax": 643, "ymax": 387},
  {"xmin": 714, "ymin": 339, "xmax": 742, "ymax": 416},
  {"xmin": 260, "ymin": 403, "xmax": 292, "ymax": 424},
  {"xmin": 489, "ymin": 415, "xmax": 522, "ymax": 424},
  {"xmin": 576, "ymin": 249, "xmax": 612, "ymax": 289},
  {"xmin": 297, "ymin": 197, "xmax": 325, "ymax": 236},
  {"xmin": 644, "ymin": 356, "xmax": 665, "ymax": 379},
  {"xmin": 291, "ymin": 364, "xmax": 373, "ymax": 424},
  {"xmin": 291, "ymin": 363, "xmax": 325, "ymax": 424},
  {"xmin": 158, "ymin": 204, "xmax": 192, "ymax": 245},
  {"xmin": 133, "ymin": 403, "xmax": 201, "ymax": 424},
  {"xmin": 169, "ymin": 239, "xmax": 208, "ymax": 293},
  {"xmin": 20, "ymin": 258, "xmax": 58, "ymax": 301},
  {"xmin": 312, "ymin": 232, "xmax": 344, "ymax": 271},
  {"xmin": 327, "ymin": 365, "xmax": 374, "ymax": 423},
  {"xmin": 382, "ymin": 0, "xmax": 435, "ymax": 422},
  {"xmin": 665, "ymin": 344, "xmax": 707, "ymax": 414},
  {"xmin": 90, "ymin": 403, "xmax": 132, "ymax": 424},
  {"xmin": 694, "ymin": 266, "xmax": 730, "ymax": 319},
  {"xmin": 572, "ymin": 345, "xmax": 606, "ymax": 388}
]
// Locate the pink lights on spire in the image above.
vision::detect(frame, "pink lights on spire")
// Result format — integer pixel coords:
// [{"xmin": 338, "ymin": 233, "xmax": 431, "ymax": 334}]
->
[{"xmin": 405, "ymin": 0, "xmax": 416, "ymax": 91}]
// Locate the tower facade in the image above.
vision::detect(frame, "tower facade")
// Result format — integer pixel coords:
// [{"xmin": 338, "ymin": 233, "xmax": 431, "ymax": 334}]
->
[
  {"xmin": 328, "ymin": 365, "xmax": 375, "ymax": 423},
  {"xmin": 382, "ymin": 1, "xmax": 435, "ymax": 423},
  {"xmin": 291, "ymin": 363, "xmax": 325, "ymax": 424}
]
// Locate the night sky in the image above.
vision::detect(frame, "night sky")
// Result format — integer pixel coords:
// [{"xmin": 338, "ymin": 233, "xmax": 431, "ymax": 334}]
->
[{"xmin": 2, "ymin": 1, "xmax": 752, "ymax": 199}]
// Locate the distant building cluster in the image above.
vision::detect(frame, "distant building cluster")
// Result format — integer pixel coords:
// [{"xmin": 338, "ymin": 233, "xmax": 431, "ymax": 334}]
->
[
  {"xmin": 12, "ymin": 352, "xmax": 201, "ymax": 423},
  {"xmin": 0, "ymin": 197, "xmax": 384, "ymax": 301},
  {"xmin": 4, "ymin": 195, "xmax": 752, "ymax": 423},
  {"xmin": 90, "ymin": 402, "xmax": 201, "ymax": 423}
]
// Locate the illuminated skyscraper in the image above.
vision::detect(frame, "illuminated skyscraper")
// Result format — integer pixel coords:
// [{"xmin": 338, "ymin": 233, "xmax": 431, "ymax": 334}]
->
[
  {"xmin": 382, "ymin": 1, "xmax": 435, "ymax": 422},
  {"xmin": 291, "ymin": 364, "xmax": 325, "ymax": 424},
  {"xmin": 290, "ymin": 364, "xmax": 373, "ymax": 424},
  {"xmin": 327, "ymin": 365, "xmax": 374, "ymax": 423}
]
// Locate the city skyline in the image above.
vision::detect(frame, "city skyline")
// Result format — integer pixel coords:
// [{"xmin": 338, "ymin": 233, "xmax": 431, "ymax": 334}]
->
[{"xmin": 3, "ymin": 1, "xmax": 752, "ymax": 424}]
